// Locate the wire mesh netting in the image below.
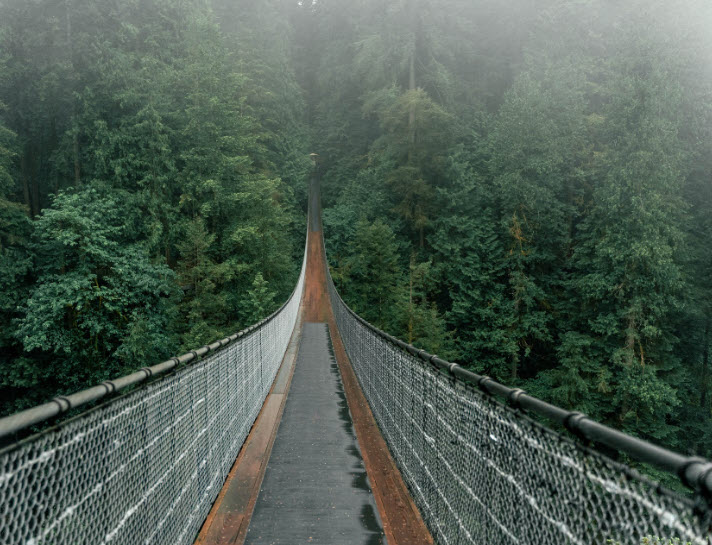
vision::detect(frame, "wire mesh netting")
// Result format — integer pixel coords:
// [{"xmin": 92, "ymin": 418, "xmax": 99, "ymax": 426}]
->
[
  {"xmin": 0, "ymin": 252, "xmax": 305, "ymax": 545},
  {"xmin": 326, "ymin": 275, "xmax": 712, "ymax": 545}
]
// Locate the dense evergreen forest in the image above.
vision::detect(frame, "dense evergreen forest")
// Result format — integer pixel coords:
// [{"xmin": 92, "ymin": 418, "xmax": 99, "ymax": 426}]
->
[
  {"xmin": 0, "ymin": 0, "xmax": 710, "ymax": 478},
  {"xmin": 0, "ymin": 0, "xmax": 310, "ymax": 415},
  {"xmin": 302, "ymin": 0, "xmax": 712, "ymax": 478}
]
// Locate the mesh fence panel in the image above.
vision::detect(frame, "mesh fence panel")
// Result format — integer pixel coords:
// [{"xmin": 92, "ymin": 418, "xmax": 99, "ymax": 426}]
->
[
  {"xmin": 0, "ymin": 252, "xmax": 305, "ymax": 545},
  {"xmin": 327, "ymin": 277, "xmax": 712, "ymax": 545}
]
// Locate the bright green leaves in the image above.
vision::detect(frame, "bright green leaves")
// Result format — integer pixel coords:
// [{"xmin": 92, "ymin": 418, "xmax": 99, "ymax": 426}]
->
[
  {"xmin": 242, "ymin": 273, "xmax": 277, "ymax": 326},
  {"xmin": 16, "ymin": 189, "xmax": 178, "ymax": 394},
  {"xmin": 175, "ymin": 217, "xmax": 229, "ymax": 348}
]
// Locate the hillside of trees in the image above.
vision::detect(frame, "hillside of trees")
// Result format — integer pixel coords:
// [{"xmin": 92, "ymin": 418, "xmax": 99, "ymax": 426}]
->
[
  {"xmin": 0, "ymin": 0, "xmax": 309, "ymax": 415},
  {"xmin": 295, "ymin": 0, "xmax": 712, "ymax": 475},
  {"xmin": 0, "ymin": 0, "xmax": 710, "ymax": 481}
]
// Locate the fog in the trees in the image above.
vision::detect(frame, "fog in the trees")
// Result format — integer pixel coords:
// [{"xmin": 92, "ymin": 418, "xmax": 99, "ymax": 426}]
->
[{"xmin": 0, "ymin": 0, "xmax": 710, "ymax": 488}]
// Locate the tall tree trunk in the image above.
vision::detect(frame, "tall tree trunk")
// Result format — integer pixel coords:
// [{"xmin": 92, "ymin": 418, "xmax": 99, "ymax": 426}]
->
[
  {"xmin": 50, "ymin": 117, "xmax": 60, "ymax": 194},
  {"xmin": 23, "ymin": 141, "xmax": 40, "ymax": 216},
  {"xmin": 65, "ymin": 0, "xmax": 72, "ymax": 63},
  {"xmin": 702, "ymin": 319, "xmax": 710, "ymax": 408},
  {"xmin": 21, "ymin": 150, "xmax": 32, "ymax": 217},
  {"xmin": 618, "ymin": 313, "xmax": 638, "ymax": 424},
  {"xmin": 626, "ymin": 314, "xmax": 637, "ymax": 366},
  {"xmin": 73, "ymin": 134, "xmax": 81, "ymax": 185},
  {"xmin": 512, "ymin": 280, "xmax": 521, "ymax": 380},
  {"xmin": 407, "ymin": 0, "xmax": 417, "ymax": 163},
  {"xmin": 66, "ymin": 0, "xmax": 81, "ymax": 186},
  {"xmin": 30, "ymin": 164, "xmax": 40, "ymax": 217}
]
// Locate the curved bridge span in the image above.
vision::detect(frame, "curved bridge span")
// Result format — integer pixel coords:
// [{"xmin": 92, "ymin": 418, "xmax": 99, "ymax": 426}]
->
[{"xmin": 0, "ymin": 173, "xmax": 710, "ymax": 545}]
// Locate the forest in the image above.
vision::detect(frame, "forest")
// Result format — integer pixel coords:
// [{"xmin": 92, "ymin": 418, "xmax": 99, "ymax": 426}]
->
[{"xmin": 0, "ymin": 0, "xmax": 710, "ymax": 481}]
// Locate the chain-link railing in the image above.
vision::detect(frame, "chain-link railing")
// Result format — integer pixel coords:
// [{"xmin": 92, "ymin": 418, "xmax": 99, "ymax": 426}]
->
[
  {"xmin": 0, "ymin": 249, "xmax": 306, "ymax": 545},
  {"xmin": 325, "ymin": 255, "xmax": 712, "ymax": 545}
]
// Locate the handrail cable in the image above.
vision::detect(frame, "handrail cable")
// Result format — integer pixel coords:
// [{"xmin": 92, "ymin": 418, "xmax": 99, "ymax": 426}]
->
[
  {"xmin": 0, "ymin": 234, "xmax": 309, "ymax": 441},
  {"xmin": 324, "ymin": 258, "xmax": 712, "ymax": 498},
  {"xmin": 319, "ymin": 216, "xmax": 712, "ymax": 501}
]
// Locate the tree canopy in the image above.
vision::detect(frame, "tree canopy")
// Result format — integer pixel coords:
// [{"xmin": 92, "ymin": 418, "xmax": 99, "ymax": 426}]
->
[
  {"xmin": 298, "ymin": 0, "xmax": 712, "ymax": 478},
  {"xmin": 0, "ymin": 0, "xmax": 709, "ymax": 484}
]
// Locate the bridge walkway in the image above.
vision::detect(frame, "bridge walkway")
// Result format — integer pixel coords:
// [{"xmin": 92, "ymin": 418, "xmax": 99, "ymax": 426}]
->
[
  {"xmin": 195, "ymin": 177, "xmax": 432, "ymax": 545},
  {"xmin": 245, "ymin": 322, "xmax": 384, "ymax": 544}
]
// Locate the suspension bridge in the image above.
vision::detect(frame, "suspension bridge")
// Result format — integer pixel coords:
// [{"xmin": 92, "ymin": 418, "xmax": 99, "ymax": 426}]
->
[{"xmin": 1, "ymin": 173, "xmax": 711, "ymax": 545}]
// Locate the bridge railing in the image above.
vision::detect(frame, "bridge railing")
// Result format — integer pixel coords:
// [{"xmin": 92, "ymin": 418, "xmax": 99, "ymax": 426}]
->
[
  {"xmin": 323, "ymin": 240, "xmax": 712, "ymax": 545},
  {"xmin": 0, "ymin": 245, "xmax": 307, "ymax": 545}
]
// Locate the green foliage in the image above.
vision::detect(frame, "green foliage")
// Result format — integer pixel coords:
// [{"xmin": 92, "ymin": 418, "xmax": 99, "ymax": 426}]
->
[
  {"xmin": 312, "ymin": 0, "xmax": 712, "ymax": 462},
  {"xmin": 0, "ymin": 0, "xmax": 710, "ymax": 474},
  {"xmin": 242, "ymin": 273, "xmax": 277, "ymax": 326},
  {"xmin": 12, "ymin": 189, "xmax": 179, "ymax": 397},
  {"xmin": 392, "ymin": 257, "xmax": 454, "ymax": 357},
  {"xmin": 340, "ymin": 218, "xmax": 401, "ymax": 328},
  {"xmin": 0, "ymin": 101, "xmax": 33, "ymax": 411},
  {"xmin": 0, "ymin": 0, "xmax": 307, "ymax": 415},
  {"xmin": 175, "ymin": 217, "xmax": 229, "ymax": 348},
  {"xmin": 363, "ymin": 86, "xmax": 455, "ymax": 245}
]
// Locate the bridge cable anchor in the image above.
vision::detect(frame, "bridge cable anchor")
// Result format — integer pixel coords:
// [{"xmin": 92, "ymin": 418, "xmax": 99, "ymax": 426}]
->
[
  {"xmin": 506, "ymin": 388, "xmax": 526, "ymax": 410},
  {"xmin": 51, "ymin": 396, "xmax": 72, "ymax": 413},
  {"xmin": 563, "ymin": 411, "xmax": 589, "ymax": 443}
]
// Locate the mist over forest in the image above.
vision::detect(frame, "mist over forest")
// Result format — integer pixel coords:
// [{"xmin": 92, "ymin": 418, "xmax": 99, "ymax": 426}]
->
[{"xmin": 0, "ymin": 0, "xmax": 710, "ymax": 486}]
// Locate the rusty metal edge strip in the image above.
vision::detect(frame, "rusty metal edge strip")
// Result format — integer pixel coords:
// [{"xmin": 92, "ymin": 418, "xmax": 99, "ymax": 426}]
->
[
  {"xmin": 193, "ymin": 303, "xmax": 305, "ymax": 545},
  {"xmin": 319, "ymin": 249, "xmax": 434, "ymax": 545}
]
